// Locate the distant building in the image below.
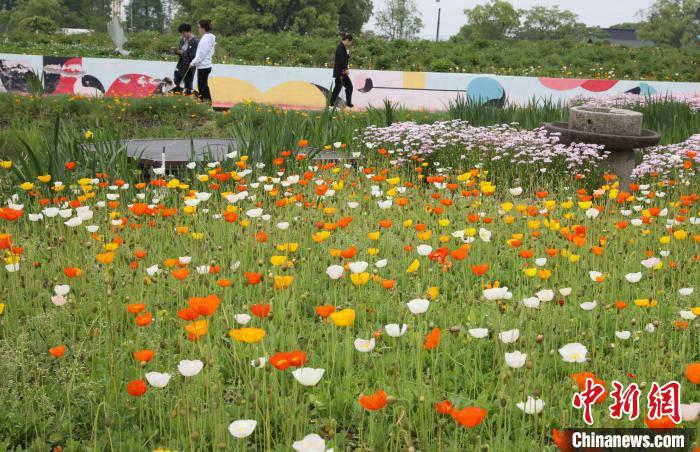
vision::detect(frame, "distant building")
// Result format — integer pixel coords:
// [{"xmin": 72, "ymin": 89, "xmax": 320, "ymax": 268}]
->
[
  {"xmin": 60, "ymin": 28, "xmax": 93, "ymax": 35},
  {"xmin": 589, "ymin": 28, "xmax": 655, "ymax": 47}
]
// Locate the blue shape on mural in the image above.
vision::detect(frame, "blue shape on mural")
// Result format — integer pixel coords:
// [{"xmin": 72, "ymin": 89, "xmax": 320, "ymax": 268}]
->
[
  {"xmin": 467, "ymin": 77, "xmax": 506, "ymax": 107},
  {"xmin": 625, "ymin": 82, "xmax": 657, "ymax": 96}
]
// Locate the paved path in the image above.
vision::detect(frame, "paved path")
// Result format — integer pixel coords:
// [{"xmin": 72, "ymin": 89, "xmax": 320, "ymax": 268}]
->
[{"xmin": 124, "ymin": 138, "xmax": 238, "ymax": 167}]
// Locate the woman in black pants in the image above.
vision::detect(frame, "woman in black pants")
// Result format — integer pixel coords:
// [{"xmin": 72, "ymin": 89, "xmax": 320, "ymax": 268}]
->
[
  {"xmin": 189, "ymin": 19, "xmax": 216, "ymax": 102},
  {"xmin": 330, "ymin": 32, "xmax": 354, "ymax": 108}
]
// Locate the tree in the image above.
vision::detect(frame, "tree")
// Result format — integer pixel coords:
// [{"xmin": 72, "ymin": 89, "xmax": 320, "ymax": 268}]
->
[
  {"xmin": 181, "ymin": 0, "xmax": 367, "ymax": 36},
  {"xmin": 126, "ymin": 0, "xmax": 165, "ymax": 31},
  {"xmin": 18, "ymin": 14, "xmax": 58, "ymax": 32},
  {"xmin": 518, "ymin": 5, "xmax": 587, "ymax": 40},
  {"xmin": 339, "ymin": 0, "xmax": 372, "ymax": 34},
  {"xmin": 375, "ymin": 0, "xmax": 422, "ymax": 40},
  {"xmin": 459, "ymin": 0, "xmax": 519, "ymax": 40},
  {"xmin": 637, "ymin": 0, "xmax": 700, "ymax": 47}
]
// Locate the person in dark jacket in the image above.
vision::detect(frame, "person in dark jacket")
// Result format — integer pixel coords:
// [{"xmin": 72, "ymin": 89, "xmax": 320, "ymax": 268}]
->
[
  {"xmin": 330, "ymin": 32, "xmax": 354, "ymax": 108},
  {"xmin": 172, "ymin": 23, "xmax": 198, "ymax": 95}
]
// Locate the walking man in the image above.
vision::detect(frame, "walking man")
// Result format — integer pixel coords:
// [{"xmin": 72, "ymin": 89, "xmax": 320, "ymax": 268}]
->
[
  {"xmin": 172, "ymin": 23, "xmax": 198, "ymax": 95},
  {"xmin": 330, "ymin": 32, "xmax": 354, "ymax": 108}
]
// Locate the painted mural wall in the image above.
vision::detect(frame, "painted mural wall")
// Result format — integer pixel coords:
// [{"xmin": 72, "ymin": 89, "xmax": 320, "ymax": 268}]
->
[{"xmin": 1, "ymin": 52, "xmax": 698, "ymax": 111}]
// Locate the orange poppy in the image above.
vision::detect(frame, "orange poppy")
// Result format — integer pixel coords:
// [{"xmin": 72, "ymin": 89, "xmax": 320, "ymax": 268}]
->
[
  {"xmin": 644, "ymin": 415, "xmax": 676, "ymax": 429},
  {"xmin": 217, "ymin": 279, "xmax": 231, "ymax": 287},
  {"xmin": 358, "ymin": 390, "xmax": 388, "ymax": 411},
  {"xmin": 686, "ymin": 363, "xmax": 700, "ymax": 384},
  {"xmin": 134, "ymin": 249, "xmax": 147, "ymax": 260},
  {"xmin": 423, "ymin": 327, "xmax": 441, "ymax": 350},
  {"xmin": 315, "ymin": 305, "xmax": 336, "ymax": 318},
  {"xmin": 178, "ymin": 307, "xmax": 199, "ymax": 321},
  {"xmin": 254, "ymin": 230, "xmax": 268, "ymax": 243},
  {"xmin": 63, "ymin": 267, "xmax": 82, "ymax": 278},
  {"xmin": 48, "ymin": 345, "xmax": 66, "ymax": 358},
  {"xmin": 126, "ymin": 303, "xmax": 146, "ymax": 314},
  {"xmin": 434, "ymin": 400, "xmax": 454, "ymax": 415},
  {"xmin": 188, "ymin": 294, "xmax": 221, "ymax": 316},
  {"xmin": 450, "ymin": 246, "xmax": 469, "ymax": 261},
  {"xmin": 570, "ymin": 373, "xmax": 607, "ymax": 403},
  {"xmin": 378, "ymin": 220, "xmax": 393, "ymax": 228},
  {"xmin": 451, "ymin": 407, "xmax": 487, "ymax": 427},
  {"xmin": 171, "ymin": 268, "xmax": 189, "ymax": 280},
  {"xmin": 380, "ymin": 278, "xmax": 396, "ymax": 289},
  {"xmin": 135, "ymin": 312, "xmax": 153, "ymax": 326},
  {"xmin": 269, "ymin": 350, "xmax": 307, "ymax": 370},
  {"xmin": 340, "ymin": 246, "xmax": 357, "ymax": 259},
  {"xmin": 126, "ymin": 379, "xmax": 148, "ymax": 397},
  {"xmin": 133, "ymin": 349, "xmax": 154, "ymax": 364},
  {"xmin": 551, "ymin": 429, "xmax": 575, "ymax": 452}
]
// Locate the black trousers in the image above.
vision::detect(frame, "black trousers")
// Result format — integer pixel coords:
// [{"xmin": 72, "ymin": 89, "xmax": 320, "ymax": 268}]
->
[
  {"xmin": 197, "ymin": 68, "xmax": 212, "ymax": 102},
  {"xmin": 330, "ymin": 74, "xmax": 353, "ymax": 106},
  {"xmin": 174, "ymin": 67, "xmax": 194, "ymax": 92}
]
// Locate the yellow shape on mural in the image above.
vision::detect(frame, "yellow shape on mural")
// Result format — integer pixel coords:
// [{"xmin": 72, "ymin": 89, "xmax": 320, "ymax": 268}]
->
[
  {"xmin": 210, "ymin": 78, "xmax": 326, "ymax": 109},
  {"xmin": 403, "ymin": 72, "xmax": 426, "ymax": 89}
]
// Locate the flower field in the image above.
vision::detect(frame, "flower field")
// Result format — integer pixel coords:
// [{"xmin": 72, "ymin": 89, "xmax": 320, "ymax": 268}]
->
[{"xmin": 0, "ymin": 97, "xmax": 699, "ymax": 450}]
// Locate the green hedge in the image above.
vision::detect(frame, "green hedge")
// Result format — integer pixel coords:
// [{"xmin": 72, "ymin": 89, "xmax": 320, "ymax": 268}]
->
[{"xmin": 0, "ymin": 31, "xmax": 698, "ymax": 81}]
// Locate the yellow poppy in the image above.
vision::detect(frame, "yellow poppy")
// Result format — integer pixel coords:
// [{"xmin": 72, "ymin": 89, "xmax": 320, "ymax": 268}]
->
[
  {"xmin": 229, "ymin": 328, "xmax": 266, "ymax": 343},
  {"xmin": 329, "ymin": 308, "xmax": 355, "ymax": 326}
]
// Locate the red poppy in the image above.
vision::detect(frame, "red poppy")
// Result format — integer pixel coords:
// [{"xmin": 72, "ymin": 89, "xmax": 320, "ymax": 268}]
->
[
  {"xmin": 451, "ymin": 407, "xmax": 487, "ymax": 427},
  {"xmin": 359, "ymin": 390, "xmax": 388, "ymax": 411},
  {"xmin": 245, "ymin": 272, "xmax": 262, "ymax": 285},
  {"xmin": 570, "ymin": 373, "xmax": 607, "ymax": 403},
  {"xmin": 434, "ymin": 400, "xmax": 454, "ymax": 415},
  {"xmin": 470, "ymin": 263, "xmax": 488, "ymax": 276},
  {"xmin": 177, "ymin": 307, "xmax": 199, "ymax": 321},
  {"xmin": 126, "ymin": 379, "xmax": 148, "ymax": 397},
  {"xmin": 250, "ymin": 304, "xmax": 271, "ymax": 318}
]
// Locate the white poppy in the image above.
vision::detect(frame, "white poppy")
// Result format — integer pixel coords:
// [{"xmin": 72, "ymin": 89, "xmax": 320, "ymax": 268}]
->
[
  {"xmin": 246, "ymin": 208, "xmax": 263, "ymax": 218},
  {"xmin": 347, "ymin": 201, "xmax": 359, "ymax": 209},
  {"xmin": 625, "ymin": 272, "xmax": 642, "ymax": 283},
  {"xmin": 146, "ymin": 265, "xmax": 160, "ymax": 277},
  {"xmin": 54, "ymin": 284, "xmax": 70, "ymax": 296},
  {"xmin": 64, "ymin": 217, "xmax": 83, "ymax": 227},
  {"xmin": 589, "ymin": 271, "xmax": 603, "ymax": 281},
  {"xmin": 196, "ymin": 192, "xmax": 212, "ymax": 202},
  {"xmin": 348, "ymin": 261, "xmax": 368, "ymax": 274},
  {"xmin": 416, "ymin": 244, "xmax": 433, "ymax": 256},
  {"xmin": 177, "ymin": 359, "xmax": 204, "ymax": 377},
  {"xmin": 5, "ymin": 263, "xmax": 19, "ymax": 272},
  {"xmin": 186, "ymin": 162, "xmax": 196, "ymax": 169},
  {"xmin": 251, "ymin": 357, "xmax": 267, "ymax": 368},
  {"xmin": 145, "ymin": 372, "xmax": 171, "ymax": 388},
  {"xmin": 659, "ymin": 250, "xmax": 670, "ymax": 257},
  {"xmin": 228, "ymin": 420, "xmax": 257, "ymax": 439},
  {"xmin": 679, "ymin": 288, "xmax": 694, "ymax": 296},
  {"xmin": 499, "ymin": 329, "xmax": 520, "ymax": 344},
  {"xmin": 680, "ymin": 403, "xmax": 700, "ymax": 422},
  {"xmin": 28, "ymin": 213, "xmax": 43, "ymax": 222},
  {"xmin": 406, "ymin": 298, "xmax": 430, "ymax": 314},
  {"xmin": 277, "ymin": 222, "xmax": 290, "ymax": 230},
  {"xmin": 509, "ymin": 187, "xmax": 522, "ymax": 196},
  {"xmin": 86, "ymin": 225, "xmax": 99, "ymax": 233},
  {"xmin": 535, "ymin": 258, "xmax": 547, "ymax": 267},
  {"xmin": 291, "ymin": 368, "xmax": 325, "ymax": 386},
  {"xmin": 559, "ymin": 288, "xmax": 572, "ymax": 297},
  {"xmin": 58, "ymin": 208, "xmax": 72, "ymax": 218},
  {"xmin": 504, "ymin": 351, "xmax": 527, "ymax": 368},
  {"xmin": 374, "ymin": 259, "xmax": 388, "ymax": 268},
  {"xmin": 522, "ymin": 297, "xmax": 540, "ymax": 309},
  {"xmin": 645, "ymin": 323, "xmax": 655, "ymax": 333},
  {"xmin": 580, "ymin": 301, "xmax": 597, "ymax": 311},
  {"xmin": 234, "ymin": 314, "xmax": 252, "ymax": 325},
  {"xmin": 615, "ymin": 331, "xmax": 631, "ymax": 340},
  {"xmin": 535, "ymin": 289, "xmax": 554, "ymax": 302},
  {"xmin": 516, "ymin": 396, "xmax": 545, "ymax": 414},
  {"xmin": 178, "ymin": 256, "xmax": 192, "ymax": 265},
  {"xmin": 468, "ymin": 328, "xmax": 488, "ymax": 339},
  {"xmin": 478, "ymin": 227, "xmax": 492, "ymax": 242},
  {"xmin": 196, "ymin": 265, "xmax": 210, "ymax": 275},
  {"xmin": 483, "ymin": 287, "xmax": 512, "ymax": 301},
  {"xmin": 43, "ymin": 207, "xmax": 59, "ymax": 217},
  {"xmin": 377, "ymin": 199, "xmax": 392, "ymax": 209},
  {"xmin": 293, "ymin": 433, "xmax": 327, "ymax": 452},
  {"xmin": 679, "ymin": 310, "xmax": 696, "ymax": 320},
  {"xmin": 384, "ymin": 324, "xmax": 408, "ymax": 337},
  {"xmin": 641, "ymin": 257, "xmax": 660, "ymax": 269},
  {"xmin": 326, "ymin": 265, "xmax": 344, "ymax": 280},
  {"xmin": 353, "ymin": 338, "xmax": 376, "ymax": 352},
  {"xmin": 585, "ymin": 208, "xmax": 599, "ymax": 219},
  {"xmin": 559, "ymin": 343, "xmax": 588, "ymax": 363},
  {"xmin": 49, "ymin": 293, "xmax": 68, "ymax": 306}
]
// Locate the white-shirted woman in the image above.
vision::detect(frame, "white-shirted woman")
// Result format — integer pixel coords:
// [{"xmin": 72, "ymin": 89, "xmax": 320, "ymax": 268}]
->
[{"xmin": 189, "ymin": 19, "xmax": 216, "ymax": 103}]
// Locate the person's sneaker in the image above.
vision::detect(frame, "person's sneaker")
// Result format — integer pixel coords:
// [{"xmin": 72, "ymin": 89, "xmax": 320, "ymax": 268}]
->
[{"xmin": 346, "ymin": 103, "xmax": 354, "ymax": 108}]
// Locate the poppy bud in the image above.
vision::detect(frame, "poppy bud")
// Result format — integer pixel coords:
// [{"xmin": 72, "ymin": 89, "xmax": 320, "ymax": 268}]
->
[{"xmin": 536, "ymin": 334, "xmax": 544, "ymax": 343}]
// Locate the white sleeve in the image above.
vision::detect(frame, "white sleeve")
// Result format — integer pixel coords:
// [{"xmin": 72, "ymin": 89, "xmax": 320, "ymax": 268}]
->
[{"xmin": 190, "ymin": 36, "xmax": 210, "ymax": 67}]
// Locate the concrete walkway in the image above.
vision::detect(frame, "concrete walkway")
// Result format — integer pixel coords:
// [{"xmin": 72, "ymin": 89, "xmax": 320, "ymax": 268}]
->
[{"xmin": 124, "ymin": 138, "xmax": 238, "ymax": 167}]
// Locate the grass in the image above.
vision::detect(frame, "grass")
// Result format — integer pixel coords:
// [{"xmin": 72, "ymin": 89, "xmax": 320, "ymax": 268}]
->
[{"xmin": 0, "ymin": 130, "xmax": 698, "ymax": 450}]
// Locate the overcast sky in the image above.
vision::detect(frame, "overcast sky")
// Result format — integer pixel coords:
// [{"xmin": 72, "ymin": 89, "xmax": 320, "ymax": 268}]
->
[{"xmin": 366, "ymin": 0, "xmax": 655, "ymax": 40}]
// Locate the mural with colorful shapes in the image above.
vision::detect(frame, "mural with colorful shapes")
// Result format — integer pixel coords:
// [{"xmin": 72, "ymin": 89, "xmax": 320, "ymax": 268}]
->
[{"xmin": 1, "ymin": 53, "xmax": 697, "ymax": 110}]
